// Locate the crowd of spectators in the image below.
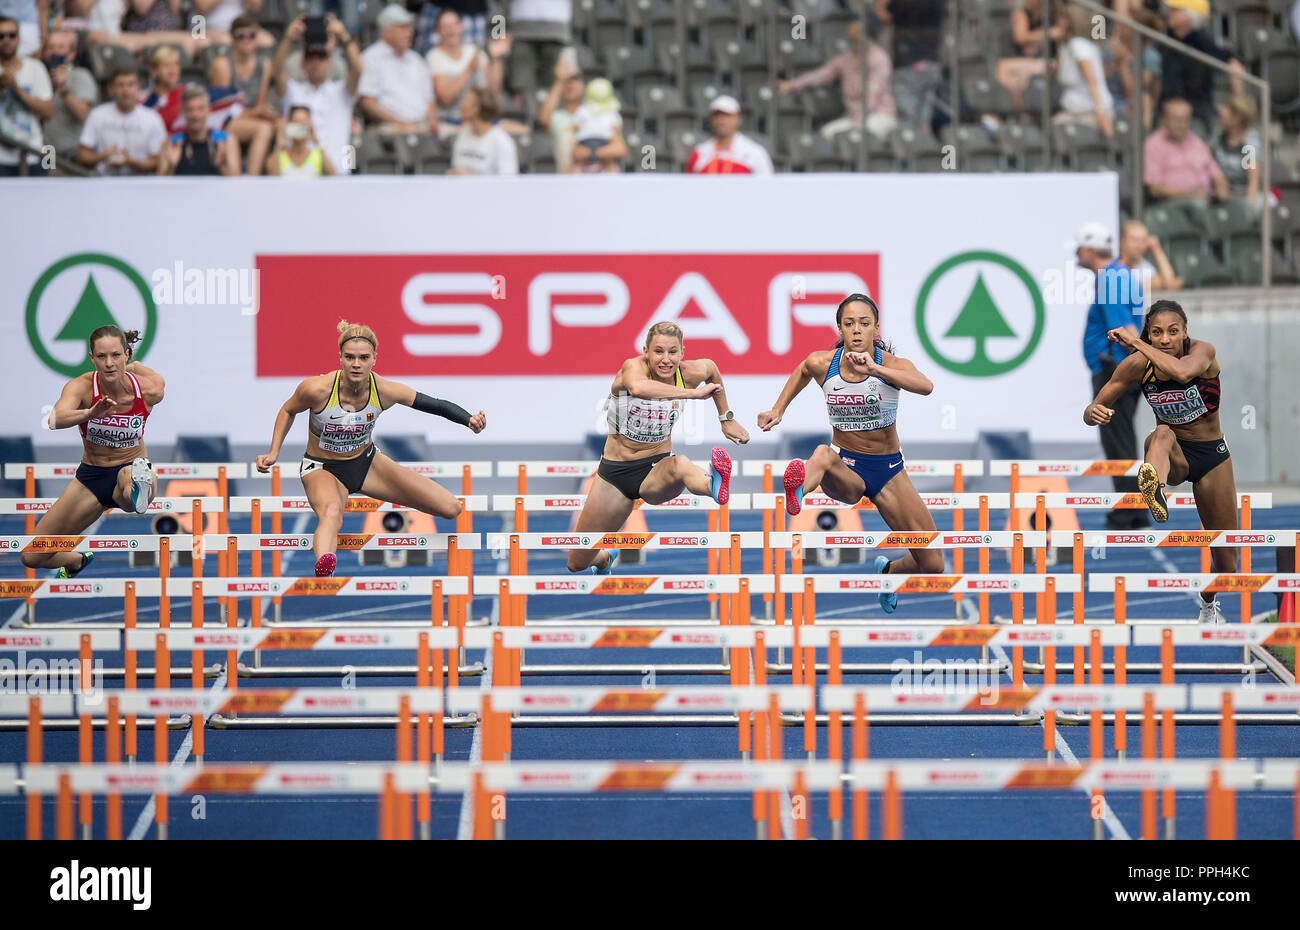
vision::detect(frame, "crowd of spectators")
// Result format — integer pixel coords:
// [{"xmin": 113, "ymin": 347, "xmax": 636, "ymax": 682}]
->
[{"xmin": 0, "ymin": 0, "xmax": 1294, "ymax": 198}]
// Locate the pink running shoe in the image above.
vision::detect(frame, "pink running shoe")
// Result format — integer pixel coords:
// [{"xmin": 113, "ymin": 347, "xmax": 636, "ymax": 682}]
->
[
  {"xmin": 315, "ymin": 552, "xmax": 336, "ymax": 577},
  {"xmin": 708, "ymin": 446, "xmax": 733, "ymax": 505},
  {"xmin": 783, "ymin": 459, "xmax": 806, "ymax": 516}
]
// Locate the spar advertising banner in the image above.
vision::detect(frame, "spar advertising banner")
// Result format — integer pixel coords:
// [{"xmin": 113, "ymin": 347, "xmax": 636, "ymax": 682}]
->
[{"xmin": 4, "ymin": 175, "xmax": 1116, "ymax": 447}]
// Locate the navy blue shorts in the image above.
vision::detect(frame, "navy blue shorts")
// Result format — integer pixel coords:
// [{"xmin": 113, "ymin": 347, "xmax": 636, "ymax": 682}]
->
[
  {"xmin": 839, "ymin": 449, "xmax": 905, "ymax": 501},
  {"xmin": 75, "ymin": 462, "xmax": 122, "ymax": 510}
]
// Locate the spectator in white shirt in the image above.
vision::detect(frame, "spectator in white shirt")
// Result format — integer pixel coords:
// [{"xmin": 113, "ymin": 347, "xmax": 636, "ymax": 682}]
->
[
  {"xmin": 448, "ymin": 87, "xmax": 517, "ymax": 174},
  {"xmin": 76, "ymin": 67, "xmax": 166, "ymax": 175},
  {"xmin": 270, "ymin": 12, "xmax": 362, "ymax": 173},
  {"xmin": 569, "ymin": 76, "xmax": 625, "ymax": 173},
  {"xmin": 427, "ymin": 8, "xmax": 506, "ymax": 140},
  {"xmin": 0, "ymin": 14, "xmax": 52, "ymax": 174},
  {"xmin": 1053, "ymin": 5, "xmax": 1114, "ymax": 137},
  {"xmin": 684, "ymin": 95, "xmax": 773, "ymax": 175},
  {"xmin": 358, "ymin": 4, "xmax": 436, "ymax": 135},
  {"xmin": 537, "ymin": 54, "xmax": 583, "ymax": 172}
]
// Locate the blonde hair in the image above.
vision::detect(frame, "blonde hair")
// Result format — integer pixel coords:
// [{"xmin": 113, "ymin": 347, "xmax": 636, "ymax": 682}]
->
[
  {"xmin": 150, "ymin": 46, "xmax": 180, "ymax": 68},
  {"xmin": 1223, "ymin": 95, "xmax": 1257, "ymax": 129},
  {"xmin": 644, "ymin": 321, "xmax": 684, "ymax": 347},
  {"xmin": 337, "ymin": 319, "xmax": 378, "ymax": 353}
]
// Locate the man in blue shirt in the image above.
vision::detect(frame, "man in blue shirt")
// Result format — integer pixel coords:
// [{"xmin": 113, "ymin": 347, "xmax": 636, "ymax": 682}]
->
[{"xmin": 1078, "ymin": 222, "xmax": 1149, "ymax": 529}]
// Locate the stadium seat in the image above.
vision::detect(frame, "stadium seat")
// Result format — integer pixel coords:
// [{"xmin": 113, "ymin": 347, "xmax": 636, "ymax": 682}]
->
[
  {"xmin": 782, "ymin": 130, "xmax": 840, "ymax": 172},
  {"xmin": 636, "ymin": 84, "xmax": 696, "ymax": 138},
  {"xmin": 1175, "ymin": 250, "xmax": 1235, "ymax": 288},
  {"xmin": 1021, "ymin": 74, "xmax": 1059, "ymax": 117},
  {"xmin": 710, "ymin": 36, "xmax": 747, "ymax": 85},
  {"xmin": 685, "ymin": 0, "xmax": 742, "ymax": 44},
  {"xmin": 801, "ymin": 83, "xmax": 842, "ymax": 124},
  {"xmin": 893, "ymin": 126, "xmax": 947, "ymax": 172},
  {"xmin": 1237, "ymin": 26, "xmax": 1290, "ymax": 67},
  {"xmin": 260, "ymin": 0, "xmax": 292, "ymax": 33},
  {"xmin": 1205, "ymin": 199, "xmax": 1261, "ymax": 260},
  {"xmin": 832, "ymin": 128, "xmax": 869, "ymax": 172},
  {"xmin": 622, "ymin": 128, "xmax": 663, "ymax": 170},
  {"xmin": 1265, "ymin": 48, "xmax": 1300, "ymax": 118},
  {"xmin": 1144, "ymin": 202, "xmax": 1208, "ymax": 260},
  {"xmin": 998, "ymin": 122, "xmax": 1046, "ymax": 171},
  {"xmin": 358, "ymin": 132, "xmax": 400, "ymax": 175},
  {"xmin": 667, "ymin": 128, "xmax": 704, "ymax": 169},
  {"xmin": 515, "ymin": 132, "xmax": 556, "ymax": 173},
  {"xmin": 961, "ymin": 75, "xmax": 1014, "ymax": 119},
  {"xmin": 1051, "ymin": 122, "xmax": 1112, "ymax": 171},
  {"xmin": 943, "ymin": 125, "xmax": 1005, "ymax": 172},
  {"xmin": 602, "ymin": 44, "xmax": 659, "ymax": 100},
  {"xmin": 409, "ymin": 135, "xmax": 448, "ymax": 175},
  {"xmin": 593, "ymin": 0, "xmax": 631, "ymax": 50},
  {"xmin": 689, "ymin": 82, "xmax": 725, "ymax": 114},
  {"xmin": 655, "ymin": 40, "xmax": 715, "ymax": 90},
  {"xmin": 634, "ymin": 0, "xmax": 680, "ymax": 50},
  {"xmin": 772, "ymin": 36, "xmax": 822, "ymax": 79}
]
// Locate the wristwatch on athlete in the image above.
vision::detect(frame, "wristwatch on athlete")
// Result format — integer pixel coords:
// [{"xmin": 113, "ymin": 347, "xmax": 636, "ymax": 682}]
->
[{"xmin": 718, "ymin": 410, "xmax": 735, "ymax": 422}]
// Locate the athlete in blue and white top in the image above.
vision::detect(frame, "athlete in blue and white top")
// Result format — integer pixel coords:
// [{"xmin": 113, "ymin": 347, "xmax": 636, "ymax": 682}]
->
[
  {"xmin": 256, "ymin": 320, "xmax": 487, "ymax": 577},
  {"xmin": 758, "ymin": 294, "xmax": 939, "ymax": 613}
]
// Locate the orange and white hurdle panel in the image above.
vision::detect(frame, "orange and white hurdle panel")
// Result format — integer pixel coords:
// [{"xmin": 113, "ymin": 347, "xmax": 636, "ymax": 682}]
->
[
  {"xmin": 21, "ymin": 762, "xmax": 431, "ymax": 841},
  {"xmin": 1090, "ymin": 572, "xmax": 1300, "ymax": 626},
  {"xmin": 0, "ymin": 496, "xmax": 225, "ymax": 516},
  {"xmin": 489, "ymin": 492, "xmax": 753, "ymax": 513}
]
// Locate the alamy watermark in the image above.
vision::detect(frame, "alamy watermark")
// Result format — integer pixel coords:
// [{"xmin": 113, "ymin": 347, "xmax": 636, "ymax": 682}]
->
[{"xmin": 150, "ymin": 261, "xmax": 260, "ymax": 316}]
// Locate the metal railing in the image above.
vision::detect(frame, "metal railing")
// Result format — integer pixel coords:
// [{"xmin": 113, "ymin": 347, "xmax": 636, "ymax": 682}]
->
[{"xmin": 0, "ymin": 129, "xmax": 93, "ymax": 178}]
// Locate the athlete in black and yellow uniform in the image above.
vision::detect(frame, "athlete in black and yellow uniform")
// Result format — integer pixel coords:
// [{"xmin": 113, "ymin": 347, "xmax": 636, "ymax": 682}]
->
[
  {"xmin": 256, "ymin": 320, "xmax": 487, "ymax": 576},
  {"xmin": 1084, "ymin": 299, "xmax": 1237, "ymax": 624}
]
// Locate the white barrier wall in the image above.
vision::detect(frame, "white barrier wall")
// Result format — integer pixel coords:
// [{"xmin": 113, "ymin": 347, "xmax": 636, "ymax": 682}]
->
[{"xmin": 6, "ymin": 174, "xmax": 1118, "ymax": 448}]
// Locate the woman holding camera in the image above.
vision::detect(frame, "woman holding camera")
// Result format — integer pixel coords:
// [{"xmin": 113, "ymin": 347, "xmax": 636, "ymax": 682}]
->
[{"xmin": 255, "ymin": 321, "xmax": 486, "ymax": 576}]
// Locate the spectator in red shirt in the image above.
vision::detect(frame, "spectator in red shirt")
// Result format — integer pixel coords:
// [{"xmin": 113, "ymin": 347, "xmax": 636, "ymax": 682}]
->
[
  {"xmin": 777, "ymin": 21, "xmax": 897, "ymax": 140},
  {"xmin": 684, "ymin": 95, "xmax": 773, "ymax": 175},
  {"xmin": 140, "ymin": 44, "xmax": 184, "ymax": 133},
  {"xmin": 1143, "ymin": 97, "xmax": 1228, "ymax": 205}
]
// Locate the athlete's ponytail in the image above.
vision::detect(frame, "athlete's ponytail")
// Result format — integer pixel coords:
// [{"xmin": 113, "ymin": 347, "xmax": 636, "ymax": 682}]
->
[
  {"xmin": 337, "ymin": 320, "xmax": 379, "ymax": 353},
  {"xmin": 833, "ymin": 293, "xmax": 893, "ymax": 354},
  {"xmin": 87, "ymin": 325, "xmax": 140, "ymax": 360}
]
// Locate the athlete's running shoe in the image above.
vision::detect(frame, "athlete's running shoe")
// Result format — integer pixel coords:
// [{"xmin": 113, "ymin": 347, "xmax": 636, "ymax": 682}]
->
[
  {"xmin": 590, "ymin": 549, "xmax": 618, "ymax": 575},
  {"xmin": 315, "ymin": 552, "xmax": 336, "ymax": 577},
  {"xmin": 1137, "ymin": 462, "xmax": 1168, "ymax": 523},
  {"xmin": 709, "ymin": 447, "xmax": 732, "ymax": 505},
  {"xmin": 55, "ymin": 551, "xmax": 94, "ymax": 580},
  {"xmin": 783, "ymin": 459, "xmax": 806, "ymax": 517},
  {"xmin": 1198, "ymin": 595, "xmax": 1225, "ymax": 626},
  {"xmin": 129, "ymin": 457, "xmax": 153, "ymax": 515},
  {"xmin": 873, "ymin": 555, "xmax": 898, "ymax": 614}
]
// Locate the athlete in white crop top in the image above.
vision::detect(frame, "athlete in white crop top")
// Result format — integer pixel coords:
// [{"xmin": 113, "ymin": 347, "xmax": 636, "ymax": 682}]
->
[
  {"xmin": 566, "ymin": 322, "xmax": 750, "ymax": 574},
  {"xmin": 758, "ymin": 294, "xmax": 940, "ymax": 614},
  {"xmin": 23, "ymin": 325, "xmax": 165, "ymax": 578},
  {"xmin": 256, "ymin": 321, "xmax": 487, "ymax": 577}
]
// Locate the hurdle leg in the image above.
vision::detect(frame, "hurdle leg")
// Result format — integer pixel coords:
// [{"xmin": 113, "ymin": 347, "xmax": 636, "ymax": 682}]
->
[
  {"xmin": 78, "ymin": 633, "xmax": 93, "ymax": 840},
  {"xmin": 767, "ymin": 694, "xmax": 782, "ymax": 839},
  {"xmin": 883, "ymin": 770, "xmax": 902, "ymax": 840},
  {"xmin": 417, "ymin": 633, "xmax": 432, "ymax": 841},
  {"xmin": 1114, "ymin": 579, "xmax": 1128, "ymax": 761},
  {"xmin": 1219, "ymin": 691, "xmax": 1236, "ymax": 840},
  {"xmin": 155, "ymin": 632, "xmax": 170, "ymax": 841},
  {"xmin": 1141, "ymin": 692, "xmax": 1156, "ymax": 840},
  {"xmin": 1089, "ymin": 629, "xmax": 1104, "ymax": 841},
  {"xmin": 1160, "ymin": 628, "xmax": 1175, "ymax": 840},
  {"xmin": 26, "ymin": 696, "xmax": 41, "ymax": 841},
  {"xmin": 852, "ymin": 695, "xmax": 868, "ymax": 840},
  {"xmin": 828, "ymin": 632, "xmax": 843, "ymax": 841},
  {"xmin": 57, "ymin": 773, "xmax": 74, "ymax": 841},
  {"xmin": 106, "ymin": 696, "xmax": 122, "ymax": 841},
  {"xmin": 803, "ymin": 577, "xmax": 816, "ymax": 762}
]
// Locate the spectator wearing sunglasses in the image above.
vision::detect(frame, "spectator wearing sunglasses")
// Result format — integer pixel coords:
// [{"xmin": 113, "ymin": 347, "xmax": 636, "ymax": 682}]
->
[{"xmin": 0, "ymin": 13, "xmax": 53, "ymax": 174}]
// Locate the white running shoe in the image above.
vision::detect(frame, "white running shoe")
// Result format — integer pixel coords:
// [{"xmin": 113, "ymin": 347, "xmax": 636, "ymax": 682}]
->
[
  {"xmin": 1198, "ymin": 596, "xmax": 1225, "ymax": 626},
  {"xmin": 129, "ymin": 457, "xmax": 153, "ymax": 514}
]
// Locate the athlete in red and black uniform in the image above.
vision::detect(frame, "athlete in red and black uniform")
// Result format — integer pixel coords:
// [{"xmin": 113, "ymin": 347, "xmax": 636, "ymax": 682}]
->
[
  {"xmin": 1084, "ymin": 299, "xmax": 1236, "ymax": 623},
  {"xmin": 22, "ymin": 325, "xmax": 164, "ymax": 577}
]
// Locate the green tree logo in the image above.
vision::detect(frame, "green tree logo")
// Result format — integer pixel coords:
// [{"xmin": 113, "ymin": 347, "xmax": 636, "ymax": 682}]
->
[
  {"xmin": 26, "ymin": 254, "xmax": 157, "ymax": 378},
  {"xmin": 915, "ymin": 252, "xmax": 1045, "ymax": 377}
]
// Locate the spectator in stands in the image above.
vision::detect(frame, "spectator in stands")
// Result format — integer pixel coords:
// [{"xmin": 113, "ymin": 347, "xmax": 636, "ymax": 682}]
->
[
  {"xmin": 1143, "ymin": 97, "xmax": 1228, "ymax": 205},
  {"xmin": 1076, "ymin": 221, "xmax": 1149, "ymax": 530},
  {"xmin": 358, "ymin": 4, "xmax": 436, "ymax": 135},
  {"xmin": 85, "ymin": 0, "xmax": 213, "ymax": 56},
  {"xmin": 206, "ymin": 53, "xmax": 275, "ymax": 174},
  {"xmin": 417, "ymin": 0, "xmax": 489, "ymax": 56},
  {"xmin": 266, "ymin": 103, "xmax": 336, "ymax": 176},
  {"xmin": 1119, "ymin": 219, "xmax": 1182, "ymax": 303},
  {"xmin": 685, "ymin": 95, "xmax": 773, "ymax": 175},
  {"xmin": 271, "ymin": 13, "xmax": 362, "ymax": 173},
  {"xmin": 569, "ymin": 76, "xmax": 625, "ymax": 173},
  {"xmin": 447, "ymin": 87, "xmax": 517, "ymax": 174},
  {"xmin": 874, "ymin": 0, "xmax": 943, "ymax": 131},
  {"xmin": 230, "ymin": 14, "xmax": 281, "ymax": 118},
  {"xmin": 1053, "ymin": 4, "xmax": 1114, "ymax": 137},
  {"xmin": 503, "ymin": 0, "xmax": 567, "ymax": 96},
  {"xmin": 195, "ymin": 0, "xmax": 272, "ymax": 47},
  {"xmin": 157, "ymin": 84, "xmax": 240, "ymax": 174},
  {"xmin": 538, "ymin": 55, "xmax": 582, "ymax": 173},
  {"xmin": 1210, "ymin": 95, "xmax": 1262, "ymax": 210},
  {"xmin": 0, "ymin": 0, "xmax": 43, "ymax": 57},
  {"xmin": 0, "ymin": 14, "xmax": 52, "ymax": 174},
  {"xmin": 1159, "ymin": 0, "xmax": 1244, "ymax": 131},
  {"xmin": 42, "ymin": 29, "xmax": 98, "ymax": 163},
  {"xmin": 141, "ymin": 45, "xmax": 185, "ymax": 134},
  {"xmin": 995, "ymin": 0, "xmax": 1065, "ymax": 115},
  {"xmin": 777, "ymin": 20, "xmax": 897, "ymax": 141},
  {"xmin": 1104, "ymin": 24, "xmax": 1161, "ymax": 127},
  {"xmin": 305, "ymin": 0, "xmax": 360, "ymax": 41},
  {"xmin": 77, "ymin": 67, "xmax": 166, "ymax": 174},
  {"xmin": 427, "ymin": 8, "xmax": 503, "ymax": 141}
]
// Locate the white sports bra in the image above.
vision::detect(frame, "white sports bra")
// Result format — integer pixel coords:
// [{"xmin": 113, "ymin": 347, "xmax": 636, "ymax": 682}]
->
[
  {"xmin": 308, "ymin": 372, "xmax": 384, "ymax": 455},
  {"xmin": 606, "ymin": 367, "xmax": 684, "ymax": 445},
  {"xmin": 821, "ymin": 346, "xmax": 900, "ymax": 432}
]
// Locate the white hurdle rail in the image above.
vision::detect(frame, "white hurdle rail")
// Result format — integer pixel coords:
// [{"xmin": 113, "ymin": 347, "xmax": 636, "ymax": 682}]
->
[
  {"xmin": 490, "ymin": 492, "xmax": 753, "ymax": 512},
  {"xmin": 741, "ymin": 459, "xmax": 986, "ymax": 479},
  {"xmin": 1050, "ymin": 529, "xmax": 1300, "ymax": 548},
  {"xmin": 752, "ymin": 492, "xmax": 1010, "ymax": 512},
  {"xmin": 3, "ymin": 463, "xmax": 251, "ymax": 480},
  {"xmin": 0, "ymin": 496, "xmax": 224, "ymax": 515},
  {"xmin": 227, "ymin": 495, "xmax": 491, "ymax": 514}
]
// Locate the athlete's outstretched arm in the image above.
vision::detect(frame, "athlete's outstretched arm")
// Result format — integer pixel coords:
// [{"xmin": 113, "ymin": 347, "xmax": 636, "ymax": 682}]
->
[
  {"xmin": 126, "ymin": 361, "xmax": 165, "ymax": 406},
  {"xmin": 847, "ymin": 351, "xmax": 934, "ymax": 395},
  {"xmin": 1108, "ymin": 328, "xmax": 1216, "ymax": 383},
  {"xmin": 1083, "ymin": 353, "xmax": 1144, "ymax": 425},
  {"xmin": 256, "ymin": 378, "xmax": 322, "ymax": 472},
  {"xmin": 621, "ymin": 359, "xmax": 719, "ymax": 401},
  {"xmin": 758, "ymin": 352, "xmax": 822, "ymax": 431},
  {"xmin": 376, "ymin": 376, "xmax": 486, "ymax": 433},
  {"xmin": 48, "ymin": 375, "xmax": 105, "ymax": 430},
  {"xmin": 700, "ymin": 359, "xmax": 749, "ymax": 444}
]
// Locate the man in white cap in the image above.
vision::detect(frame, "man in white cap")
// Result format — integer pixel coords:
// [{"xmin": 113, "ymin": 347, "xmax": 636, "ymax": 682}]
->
[
  {"xmin": 1077, "ymin": 221, "xmax": 1148, "ymax": 529},
  {"xmin": 685, "ymin": 95, "xmax": 773, "ymax": 175},
  {"xmin": 358, "ymin": 3, "xmax": 436, "ymax": 135}
]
